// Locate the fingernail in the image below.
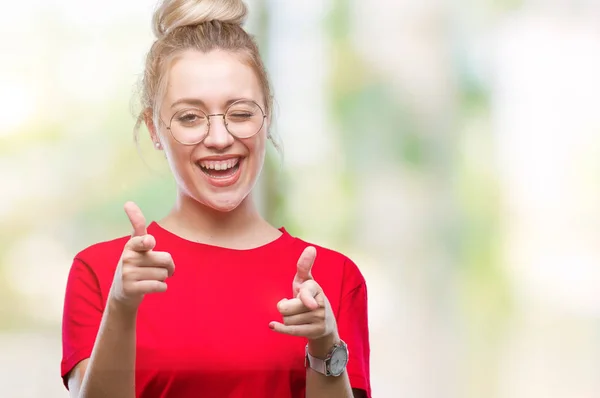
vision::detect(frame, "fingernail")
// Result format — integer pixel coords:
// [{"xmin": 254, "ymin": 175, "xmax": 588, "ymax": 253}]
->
[{"xmin": 268, "ymin": 322, "xmax": 275, "ymax": 330}]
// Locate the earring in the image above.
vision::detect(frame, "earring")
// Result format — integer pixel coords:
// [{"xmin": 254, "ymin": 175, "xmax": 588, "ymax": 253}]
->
[{"xmin": 155, "ymin": 142, "xmax": 161, "ymax": 149}]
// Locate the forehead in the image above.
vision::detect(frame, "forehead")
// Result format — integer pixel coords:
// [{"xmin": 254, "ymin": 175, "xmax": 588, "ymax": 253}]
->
[{"xmin": 164, "ymin": 49, "xmax": 261, "ymax": 107}]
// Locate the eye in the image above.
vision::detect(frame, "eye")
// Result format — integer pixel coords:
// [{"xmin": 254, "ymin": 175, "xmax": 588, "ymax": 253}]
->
[
  {"xmin": 175, "ymin": 110, "xmax": 206, "ymax": 126},
  {"xmin": 228, "ymin": 111, "xmax": 254, "ymax": 120}
]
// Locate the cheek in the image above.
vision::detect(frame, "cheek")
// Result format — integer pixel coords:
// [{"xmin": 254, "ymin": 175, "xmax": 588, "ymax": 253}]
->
[
  {"xmin": 248, "ymin": 139, "xmax": 267, "ymax": 175},
  {"xmin": 163, "ymin": 142, "xmax": 195, "ymax": 174},
  {"xmin": 251, "ymin": 133, "xmax": 267, "ymax": 160}
]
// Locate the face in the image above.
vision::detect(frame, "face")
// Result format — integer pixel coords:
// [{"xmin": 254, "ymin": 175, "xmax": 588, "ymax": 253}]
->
[{"xmin": 148, "ymin": 49, "xmax": 268, "ymax": 213}]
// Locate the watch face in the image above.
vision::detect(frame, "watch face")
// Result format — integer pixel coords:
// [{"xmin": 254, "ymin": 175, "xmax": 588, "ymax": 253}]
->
[{"xmin": 329, "ymin": 345, "xmax": 349, "ymax": 376}]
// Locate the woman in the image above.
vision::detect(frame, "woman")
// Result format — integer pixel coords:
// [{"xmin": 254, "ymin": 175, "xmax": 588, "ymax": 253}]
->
[{"xmin": 60, "ymin": 0, "xmax": 371, "ymax": 397}]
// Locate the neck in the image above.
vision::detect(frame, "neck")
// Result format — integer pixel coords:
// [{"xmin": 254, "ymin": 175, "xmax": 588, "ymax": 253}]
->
[{"xmin": 161, "ymin": 191, "xmax": 267, "ymax": 241}]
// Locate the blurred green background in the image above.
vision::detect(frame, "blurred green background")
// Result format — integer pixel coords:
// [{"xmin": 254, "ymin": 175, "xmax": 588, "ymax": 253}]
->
[{"xmin": 2, "ymin": 0, "xmax": 600, "ymax": 397}]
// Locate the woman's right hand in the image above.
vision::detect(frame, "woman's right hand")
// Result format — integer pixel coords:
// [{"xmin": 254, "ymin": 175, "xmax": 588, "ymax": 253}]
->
[{"xmin": 108, "ymin": 201, "xmax": 176, "ymax": 310}]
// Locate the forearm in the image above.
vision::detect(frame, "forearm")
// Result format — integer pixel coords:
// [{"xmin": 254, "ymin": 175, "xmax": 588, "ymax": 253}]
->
[
  {"xmin": 79, "ymin": 298, "xmax": 137, "ymax": 398},
  {"xmin": 305, "ymin": 332, "xmax": 353, "ymax": 398}
]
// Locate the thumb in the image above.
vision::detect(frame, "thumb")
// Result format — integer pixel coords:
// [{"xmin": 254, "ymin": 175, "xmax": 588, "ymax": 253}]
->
[
  {"xmin": 293, "ymin": 246, "xmax": 317, "ymax": 286},
  {"xmin": 124, "ymin": 201, "xmax": 147, "ymax": 237}
]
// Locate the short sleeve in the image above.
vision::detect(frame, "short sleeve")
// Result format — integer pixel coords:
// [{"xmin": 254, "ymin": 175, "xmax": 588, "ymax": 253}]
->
[
  {"xmin": 61, "ymin": 257, "xmax": 105, "ymax": 389},
  {"xmin": 336, "ymin": 260, "xmax": 372, "ymax": 397}
]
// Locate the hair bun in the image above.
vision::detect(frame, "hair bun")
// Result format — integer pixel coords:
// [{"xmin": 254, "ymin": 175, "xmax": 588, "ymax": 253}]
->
[{"xmin": 152, "ymin": 0, "xmax": 248, "ymax": 39}]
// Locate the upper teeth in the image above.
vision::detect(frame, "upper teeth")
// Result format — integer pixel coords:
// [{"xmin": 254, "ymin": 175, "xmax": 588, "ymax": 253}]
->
[{"xmin": 199, "ymin": 158, "xmax": 240, "ymax": 170}]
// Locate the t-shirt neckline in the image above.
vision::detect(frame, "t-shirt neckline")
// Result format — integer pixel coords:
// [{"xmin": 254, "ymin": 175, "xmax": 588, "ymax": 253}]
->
[{"xmin": 147, "ymin": 221, "xmax": 294, "ymax": 253}]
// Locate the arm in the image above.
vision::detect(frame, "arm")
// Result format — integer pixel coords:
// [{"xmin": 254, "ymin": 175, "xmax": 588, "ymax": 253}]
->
[
  {"xmin": 67, "ymin": 359, "xmax": 88, "ymax": 398},
  {"xmin": 305, "ymin": 265, "xmax": 371, "ymax": 398},
  {"xmin": 62, "ymin": 202, "xmax": 174, "ymax": 398},
  {"xmin": 271, "ymin": 248, "xmax": 371, "ymax": 398},
  {"xmin": 306, "ymin": 332, "xmax": 354, "ymax": 398},
  {"xmin": 70, "ymin": 300, "xmax": 138, "ymax": 398}
]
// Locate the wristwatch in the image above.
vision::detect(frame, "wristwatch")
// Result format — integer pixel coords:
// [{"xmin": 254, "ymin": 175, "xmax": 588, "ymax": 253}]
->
[{"xmin": 305, "ymin": 340, "xmax": 349, "ymax": 377}]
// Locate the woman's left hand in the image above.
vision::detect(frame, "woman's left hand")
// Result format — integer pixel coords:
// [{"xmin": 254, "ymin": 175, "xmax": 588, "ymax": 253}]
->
[{"xmin": 269, "ymin": 246, "xmax": 337, "ymax": 341}]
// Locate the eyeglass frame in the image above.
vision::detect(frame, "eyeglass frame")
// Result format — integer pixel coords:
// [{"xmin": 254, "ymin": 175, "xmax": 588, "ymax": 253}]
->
[{"xmin": 161, "ymin": 99, "xmax": 267, "ymax": 146}]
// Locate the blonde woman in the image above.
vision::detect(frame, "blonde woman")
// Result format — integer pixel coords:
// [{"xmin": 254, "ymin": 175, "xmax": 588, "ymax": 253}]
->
[{"xmin": 61, "ymin": 0, "xmax": 371, "ymax": 397}]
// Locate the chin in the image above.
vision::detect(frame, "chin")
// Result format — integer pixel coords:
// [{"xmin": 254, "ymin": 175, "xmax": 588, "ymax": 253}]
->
[
  {"xmin": 198, "ymin": 193, "xmax": 249, "ymax": 213},
  {"xmin": 180, "ymin": 159, "xmax": 259, "ymax": 213}
]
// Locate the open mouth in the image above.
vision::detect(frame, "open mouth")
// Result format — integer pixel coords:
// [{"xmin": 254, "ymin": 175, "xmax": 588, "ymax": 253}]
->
[{"xmin": 196, "ymin": 157, "xmax": 241, "ymax": 179}]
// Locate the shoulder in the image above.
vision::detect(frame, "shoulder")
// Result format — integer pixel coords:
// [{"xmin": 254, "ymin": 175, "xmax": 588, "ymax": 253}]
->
[
  {"xmin": 64, "ymin": 234, "xmax": 130, "ymax": 304},
  {"xmin": 286, "ymin": 231, "xmax": 366, "ymax": 291},
  {"xmin": 73, "ymin": 234, "xmax": 130, "ymax": 275}
]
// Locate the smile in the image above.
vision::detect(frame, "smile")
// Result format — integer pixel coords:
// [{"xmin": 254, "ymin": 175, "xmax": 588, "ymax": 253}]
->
[
  {"xmin": 197, "ymin": 157, "xmax": 240, "ymax": 178},
  {"xmin": 195, "ymin": 157, "xmax": 243, "ymax": 187}
]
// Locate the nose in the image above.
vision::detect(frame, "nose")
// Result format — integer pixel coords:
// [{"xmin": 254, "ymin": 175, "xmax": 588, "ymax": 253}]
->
[{"xmin": 202, "ymin": 114, "xmax": 234, "ymax": 150}]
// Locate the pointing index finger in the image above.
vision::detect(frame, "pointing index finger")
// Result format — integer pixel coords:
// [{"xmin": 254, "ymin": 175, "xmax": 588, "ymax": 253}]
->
[
  {"xmin": 124, "ymin": 201, "xmax": 147, "ymax": 238},
  {"xmin": 292, "ymin": 246, "xmax": 317, "ymax": 296},
  {"xmin": 295, "ymin": 246, "xmax": 316, "ymax": 281}
]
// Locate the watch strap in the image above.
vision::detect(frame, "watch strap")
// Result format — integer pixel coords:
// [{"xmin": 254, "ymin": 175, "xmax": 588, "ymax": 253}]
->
[
  {"xmin": 305, "ymin": 348, "xmax": 328, "ymax": 375},
  {"xmin": 304, "ymin": 340, "xmax": 348, "ymax": 376}
]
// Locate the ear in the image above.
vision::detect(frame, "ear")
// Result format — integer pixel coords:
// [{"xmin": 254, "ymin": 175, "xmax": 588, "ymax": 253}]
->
[
  {"xmin": 143, "ymin": 108, "xmax": 162, "ymax": 148},
  {"xmin": 264, "ymin": 113, "xmax": 272, "ymax": 139}
]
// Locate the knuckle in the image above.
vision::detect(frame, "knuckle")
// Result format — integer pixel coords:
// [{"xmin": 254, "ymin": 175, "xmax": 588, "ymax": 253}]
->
[
  {"xmin": 158, "ymin": 269, "xmax": 169, "ymax": 281},
  {"xmin": 310, "ymin": 312, "xmax": 321, "ymax": 323},
  {"xmin": 121, "ymin": 267, "xmax": 137, "ymax": 280},
  {"xmin": 153, "ymin": 251, "xmax": 165, "ymax": 263},
  {"xmin": 156, "ymin": 251, "xmax": 169, "ymax": 261},
  {"xmin": 153, "ymin": 252, "xmax": 172, "ymax": 267},
  {"xmin": 122, "ymin": 251, "xmax": 137, "ymax": 264},
  {"xmin": 163, "ymin": 255, "xmax": 175, "ymax": 269},
  {"xmin": 311, "ymin": 313, "xmax": 322, "ymax": 324}
]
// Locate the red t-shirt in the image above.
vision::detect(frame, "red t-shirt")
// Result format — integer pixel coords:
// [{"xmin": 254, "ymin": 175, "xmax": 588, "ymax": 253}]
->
[{"xmin": 61, "ymin": 222, "xmax": 371, "ymax": 397}]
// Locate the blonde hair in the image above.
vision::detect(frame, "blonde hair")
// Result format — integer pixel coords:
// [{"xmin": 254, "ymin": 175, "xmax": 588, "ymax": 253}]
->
[{"xmin": 134, "ymin": 0, "xmax": 279, "ymax": 151}]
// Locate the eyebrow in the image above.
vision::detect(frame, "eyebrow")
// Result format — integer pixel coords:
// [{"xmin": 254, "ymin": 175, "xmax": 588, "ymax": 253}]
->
[{"xmin": 170, "ymin": 98, "xmax": 250, "ymax": 109}]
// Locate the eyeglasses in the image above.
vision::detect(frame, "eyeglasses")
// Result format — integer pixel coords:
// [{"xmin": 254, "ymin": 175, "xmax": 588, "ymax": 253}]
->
[{"xmin": 164, "ymin": 100, "xmax": 266, "ymax": 146}]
